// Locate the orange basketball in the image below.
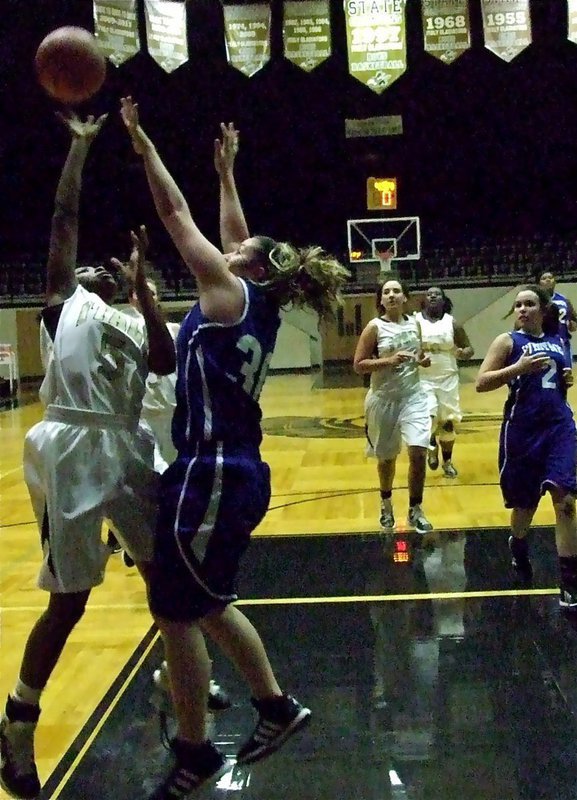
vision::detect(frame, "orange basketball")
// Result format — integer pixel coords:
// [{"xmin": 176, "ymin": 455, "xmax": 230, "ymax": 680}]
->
[{"xmin": 35, "ymin": 26, "xmax": 106, "ymax": 104}]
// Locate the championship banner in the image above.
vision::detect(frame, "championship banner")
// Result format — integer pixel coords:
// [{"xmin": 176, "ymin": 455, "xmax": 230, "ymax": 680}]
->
[
  {"xmin": 480, "ymin": 0, "xmax": 531, "ymax": 62},
  {"xmin": 144, "ymin": 0, "xmax": 188, "ymax": 73},
  {"xmin": 422, "ymin": 0, "xmax": 471, "ymax": 64},
  {"xmin": 93, "ymin": 0, "xmax": 140, "ymax": 67},
  {"xmin": 223, "ymin": 4, "xmax": 272, "ymax": 78},
  {"xmin": 283, "ymin": 0, "xmax": 331, "ymax": 72},
  {"xmin": 568, "ymin": 0, "xmax": 577, "ymax": 45},
  {"xmin": 344, "ymin": 0, "xmax": 407, "ymax": 94}
]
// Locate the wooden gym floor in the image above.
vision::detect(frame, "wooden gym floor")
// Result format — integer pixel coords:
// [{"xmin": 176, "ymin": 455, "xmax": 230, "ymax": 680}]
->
[{"xmin": 1, "ymin": 365, "xmax": 575, "ymax": 800}]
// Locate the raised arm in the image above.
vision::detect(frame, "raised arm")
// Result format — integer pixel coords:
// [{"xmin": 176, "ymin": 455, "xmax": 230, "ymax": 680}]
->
[
  {"xmin": 120, "ymin": 97, "xmax": 236, "ymax": 304},
  {"xmin": 112, "ymin": 227, "xmax": 176, "ymax": 376},
  {"xmin": 46, "ymin": 113, "xmax": 107, "ymax": 306},
  {"xmin": 213, "ymin": 122, "xmax": 249, "ymax": 253}
]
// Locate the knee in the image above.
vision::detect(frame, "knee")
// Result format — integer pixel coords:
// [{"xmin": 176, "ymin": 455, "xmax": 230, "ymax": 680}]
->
[
  {"xmin": 553, "ymin": 495, "xmax": 576, "ymax": 520},
  {"xmin": 44, "ymin": 594, "xmax": 88, "ymax": 632}
]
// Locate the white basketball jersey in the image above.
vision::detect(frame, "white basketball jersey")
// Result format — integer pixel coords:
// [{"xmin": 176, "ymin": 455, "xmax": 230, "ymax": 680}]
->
[
  {"xmin": 369, "ymin": 314, "xmax": 421, "ymax": 397},
  {"xmin": 121, "ymin": 306, "xmax": 178, "ymax": 415},
  {"xmin": 416, "ymin": 312, "xmax": 457, "ymax": 379},
  {"xmin": 39, "ymin": 284, "xmax": 148, "ymax": 418}
]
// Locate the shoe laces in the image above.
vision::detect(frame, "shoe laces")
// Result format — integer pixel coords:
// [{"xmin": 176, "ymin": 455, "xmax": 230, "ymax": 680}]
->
[{"xmin": 2, "ymin": 719, "xmax": 37, "ymax": 777}]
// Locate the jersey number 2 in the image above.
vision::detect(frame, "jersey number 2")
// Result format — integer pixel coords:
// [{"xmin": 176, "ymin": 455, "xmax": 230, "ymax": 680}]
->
[{"xmin": 541, "ymin": 360, "xmax": 556, "ymax": 390}]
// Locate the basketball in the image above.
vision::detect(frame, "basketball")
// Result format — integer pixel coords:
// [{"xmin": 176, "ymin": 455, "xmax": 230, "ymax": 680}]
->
[{"xmin": 35, "ymin": 26, "xmax": 106, "ymax": 104}]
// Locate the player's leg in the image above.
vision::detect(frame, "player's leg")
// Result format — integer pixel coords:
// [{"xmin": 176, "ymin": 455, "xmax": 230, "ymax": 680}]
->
[
  {"xmin": 544, "ymin": 420, "xmax": 577, "ymax": 608},
  {"xmin": 0, "ymin": 589, "xmax": 91, "ymax": 800},
  {"xmin": 499, "ymin": 423, "xmax": 541, "ymax": 582},
  {"xmin": 400, "ymin": 393, "xmax": 433, "ymax": 533},
  {"xmin": 436, "ymin": 377, "xmax": 462, "ymax": 477},
  {"xmin": 366, "ymin": 396, "xmax": 401, "ymax": 530},
  {"xmin": 420, "ymin": 379, "xmax": 439, "ymax": 470}
]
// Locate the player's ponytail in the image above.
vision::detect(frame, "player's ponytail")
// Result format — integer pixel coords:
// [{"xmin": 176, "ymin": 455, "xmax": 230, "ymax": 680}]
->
[{"xmin": 257, "ymin": 242, "xmax": 350, "ymax": 321}]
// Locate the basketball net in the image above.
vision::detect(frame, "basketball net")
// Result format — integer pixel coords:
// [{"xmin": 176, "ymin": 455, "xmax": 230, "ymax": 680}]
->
[{"xmin": 377, "ymin": 250, "xmax": 394, "ymax": 278}]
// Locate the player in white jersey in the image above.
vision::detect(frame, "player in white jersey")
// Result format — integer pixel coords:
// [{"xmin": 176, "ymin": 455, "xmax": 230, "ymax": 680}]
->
[
  {"xmin": 416, "ymin": 287, "xmax": 474, "ymax": 478},
  {"xmin": 354, "ymin": 275, "xmax": 434, "ymax": 535},
  {"xmin": 105, "ymin": 278, "xmax": 178, "ymax": 552},
  {"xmin": 0, "ymin": 113, "xmax": 176, "ymax": 800}
]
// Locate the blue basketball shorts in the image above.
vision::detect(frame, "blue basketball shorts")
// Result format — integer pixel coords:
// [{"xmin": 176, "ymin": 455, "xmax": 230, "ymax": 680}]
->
[
  {"xmin": 148, "ymin": 442, "xmax": 271, "ymax": 622},
  {"xmin": 499, "ymin": 417, "xmax": 577, "ymax": 509}
]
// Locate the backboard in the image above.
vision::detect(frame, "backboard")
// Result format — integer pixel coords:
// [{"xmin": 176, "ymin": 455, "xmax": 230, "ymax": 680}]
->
[{"xmin": 347, "ymin": 216, "xmax": 421, "ymax": 264}]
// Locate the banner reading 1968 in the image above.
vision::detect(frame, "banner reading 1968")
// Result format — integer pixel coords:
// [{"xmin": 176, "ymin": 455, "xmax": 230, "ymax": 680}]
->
[
  {"xmin": 283, "ymin": 0, "xmax": 331, "ymax": 72},
  {"xmin": 344, "ymin": 0, "xmax": 407, "ymax": 94},
  {"xmin": 568, "ymin": 0, "xmax": 577, "ymax": 45},
  {"xmin": 480, "ymin": 0, "xmax": 532, "ymax": 62},
  {"xmin": 93, "ymin": 0, "xmax": 140, "ymax": 67},
  {"xmin": 422, "ymin": 0, "xmax": 471, "ymax": 64}
]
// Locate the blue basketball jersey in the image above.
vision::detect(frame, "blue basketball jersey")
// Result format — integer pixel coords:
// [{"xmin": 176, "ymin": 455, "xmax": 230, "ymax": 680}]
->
[
  {"xmin": 172, "ymin": 279, "xmax": 280, "ymax": 453},
  {"xmin": 551, "ymin": 291, "xmax": 571, "ymax": 346},
  {"xmin": 504, "ymin": 330, "xmax": 571, "ymax": 424}
]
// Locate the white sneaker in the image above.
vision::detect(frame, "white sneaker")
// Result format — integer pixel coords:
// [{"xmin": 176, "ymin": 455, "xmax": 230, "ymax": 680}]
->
[{"xmin": 152, "ymin": 662, "xmax": 231, "ymax": 712}]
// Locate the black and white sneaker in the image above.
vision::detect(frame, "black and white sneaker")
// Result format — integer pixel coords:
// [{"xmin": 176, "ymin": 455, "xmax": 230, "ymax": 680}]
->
[
  {"xmin": 152, "ymin": 662, "xmax": 232, "ymax": 713},
  {"xmin": 407, "ymin": 505, "xmax": 433, "ymax": 534},
  {"xmin": 148, "ymin": 739, "xmax": 229, "ymax": 800},
  {"xmin": 508, "ymin": 536, "xmax": 533, "ymax": 583},
  {"xmin": 559, "ymin": 584, "xmax": 577, "ymax": 610},
  {"xmin": 379, "ymin": 502, "xmax": 395, "ymax": 532},
  {"xmin": 236, "ymin": 694, "xmax": 311, "ymax": 766},
  {"xmin": 0, "ymin": 696, "xmax": 41, "ymax": 800},
  {"xmin": 427, "ymin": 443, "xmax": 439, "ymax": 470}
]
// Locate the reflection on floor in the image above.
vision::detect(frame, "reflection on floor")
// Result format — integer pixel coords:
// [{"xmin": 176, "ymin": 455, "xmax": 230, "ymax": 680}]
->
[{"xmin": 45, "ymin": 528, "xmax": 577, "ymax": 800}]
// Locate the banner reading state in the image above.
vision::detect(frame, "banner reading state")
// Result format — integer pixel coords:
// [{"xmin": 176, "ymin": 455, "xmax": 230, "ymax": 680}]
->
[
  {"xmin": 224, "ymin": 4, "xmax": 272, "ymax": 77},
  {"xmin": 93, "ymin": 0, "xmax": 140, "ymax": 67},
  {"xmin": 144, "ymin": 0, "xmax": 188, "ymax": 73},
  {"xmin": 422, "ymin": 0, "xmax": 471, "ymax": 64},
  {"xmin": 283, "ymin": 0, "xmax": 331, "ymax": 72},
  {"xmin": 568, "ymin": 0, "xmax": 577, "ymax": 45},
  {"xmin": 480, "ymin": 0, "xmax": 532, "ymax": 62},
  {"xmin": 344, "ymin": 0, "xmax": 407, "ymax": 94}
]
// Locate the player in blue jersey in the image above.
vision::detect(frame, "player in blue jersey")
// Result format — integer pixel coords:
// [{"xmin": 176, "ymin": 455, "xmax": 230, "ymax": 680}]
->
[
  {"xmin": 476, "ymin": 285, "xmax": 577, "ymax": 609},
  {"xmin": 120, "ymin": 98, "xmax": 349, "ymax": 796},
  {"xmin": 538, "ymin": 270, "xmax": 577, "ymax": 370}
]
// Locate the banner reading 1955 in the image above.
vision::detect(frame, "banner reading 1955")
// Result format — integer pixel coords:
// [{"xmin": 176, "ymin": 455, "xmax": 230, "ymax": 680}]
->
[
  {"xmin": 344, "ymin": 0, "xmax": 407, "ymax": 94},
  {"xmin": 480, "ymin": 0, "xmax": 532, "ymax": 62}
]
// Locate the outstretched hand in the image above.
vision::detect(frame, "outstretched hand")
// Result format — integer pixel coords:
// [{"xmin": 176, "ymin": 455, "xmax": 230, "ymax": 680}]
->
[
  {"xmin": 56, "ymin": 111, "xmax": 108, "ymax": 143},
  {"xmin": 110, "ymin": 226, "xmax": 149, "ymax": 286},
  {"xmin": 214, "ymin": 122, "xmax": 239, "ymax": 176},
  {"xmin": 120, "ymin": 96, "xmax": 150, "ymax": 155}
]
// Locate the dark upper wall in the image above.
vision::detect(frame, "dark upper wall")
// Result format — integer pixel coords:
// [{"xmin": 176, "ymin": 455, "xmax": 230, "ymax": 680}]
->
[{"xmin": 2, "ymin": 0, "xmax": 577, "ymax": 268}]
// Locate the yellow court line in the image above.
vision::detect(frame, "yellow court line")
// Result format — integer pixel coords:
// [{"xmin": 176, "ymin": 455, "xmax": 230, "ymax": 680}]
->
[
  {"xmin": 47, "ymin": 629, "xmax": 160, "ymax": 800},
  {"xmin": 0, "ymin": 587, "xmax": 558, "ymax": 615}
]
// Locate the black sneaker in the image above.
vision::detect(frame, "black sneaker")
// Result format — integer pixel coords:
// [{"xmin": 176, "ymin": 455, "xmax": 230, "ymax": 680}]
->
[
  {"xmin": 508, "ymin": 536, "xmax": 533, "ymax": 583},
  {"xmin": 0, "ymin": 696, "xmax": 41, "ymax": 800},
  {"xmin": 236, "ymin": 694, "xmax": 311, "ymax": 766},
  {"xmin": 149, "ymin": 739, "xmax": 229, "ymax": 799},
  {"xmin": 559, "ymin": 584, "xmax": 577, "ymax": 610}
]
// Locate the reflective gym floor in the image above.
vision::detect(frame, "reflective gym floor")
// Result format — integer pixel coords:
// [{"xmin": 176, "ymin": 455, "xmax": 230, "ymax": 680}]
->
[{"xmin": 1, "ymin": 367, "xmax": 576, "ymax": 800}]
